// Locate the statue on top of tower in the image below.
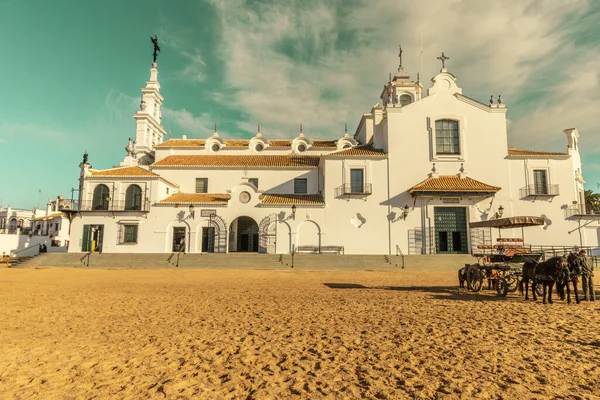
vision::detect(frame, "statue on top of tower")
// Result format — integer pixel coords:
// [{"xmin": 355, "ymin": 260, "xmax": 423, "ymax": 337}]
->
[{"xmin": 150, "ymin": 35, "xmax": 161, "ymax": 63}]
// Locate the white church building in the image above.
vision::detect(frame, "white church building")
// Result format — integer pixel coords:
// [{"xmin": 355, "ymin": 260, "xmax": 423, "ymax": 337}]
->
[{"xmin": 68, "ymin": 50, "xmax": 599, "ymax": 255}]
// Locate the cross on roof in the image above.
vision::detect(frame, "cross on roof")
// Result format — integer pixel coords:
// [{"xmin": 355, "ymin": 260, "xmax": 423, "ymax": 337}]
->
[
  {"xmin": 437, "ymin": 52, "xmax": 449, "ymax": 69},
  {"xmin": 398, "ymin": 45, "xmax": 403, "ymax": 72}
]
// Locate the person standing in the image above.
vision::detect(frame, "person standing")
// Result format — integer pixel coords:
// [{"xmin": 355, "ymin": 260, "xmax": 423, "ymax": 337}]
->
[
  {"xmin": 178, "ymin": 238, "xmax": 186, "ymax": 253},
  {"xmin": 579, "ymin": 250, "xmax": 595, "ymax": 301}
]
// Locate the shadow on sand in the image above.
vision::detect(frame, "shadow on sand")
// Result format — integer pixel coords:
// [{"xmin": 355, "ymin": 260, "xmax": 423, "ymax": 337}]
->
[{"xmin": 323, "ymin": 283, "xmax": 511, "ymax": 302}]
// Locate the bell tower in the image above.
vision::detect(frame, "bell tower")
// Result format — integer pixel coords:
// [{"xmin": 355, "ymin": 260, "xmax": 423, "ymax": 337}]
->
[
  {"xmin": 132, "ymin": 36, "xmax": 167, "ymax": 165},
  {"xmin": 380, "ymin": 45, "xmax": 423, "ymax": 108}
]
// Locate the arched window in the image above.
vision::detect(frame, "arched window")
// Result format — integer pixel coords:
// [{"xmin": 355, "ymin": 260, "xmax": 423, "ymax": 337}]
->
[
  {"xmin": 399, "ymin": 94, "xmax": 412, "ymax": 106},
  {"xmin": 9, "ymin": 218, "xmax": 17, "ymax": 231},
  {"xmin": 435, "ymin": 119, "xmax": 460, "ymax": 155},
  {"xmin": 18, "ymin": 219, "xmax": 24, "ymax": 228},
  {"xmin": 92, "ymin": 184, "xmax": 110, "ymax": 210},
  {"xmin": 125, "ymin": 185, "xmax": 143, "ymax": 211}
]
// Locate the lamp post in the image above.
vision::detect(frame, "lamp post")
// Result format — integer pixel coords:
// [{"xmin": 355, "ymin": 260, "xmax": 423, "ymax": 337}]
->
[{"xmin": 291, "ymin": 204, "xmax": 296, "ymax": 268}]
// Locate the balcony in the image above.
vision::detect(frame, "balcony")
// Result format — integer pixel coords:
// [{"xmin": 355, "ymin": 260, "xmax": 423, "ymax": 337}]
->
[
  {"xmin": 565, "ymin": 206, "xmax": 600, "ymax": 219},
  {"xmin": 335, "ymin": 183, "xmax": 372, "ymax": 198},
  {"xmin": 78, "ymin": 200, "xmax": 150, "ymax": 212},
  {"xmin": 519, "ymin": 184, "xmax": 559, "ymax": 198}
]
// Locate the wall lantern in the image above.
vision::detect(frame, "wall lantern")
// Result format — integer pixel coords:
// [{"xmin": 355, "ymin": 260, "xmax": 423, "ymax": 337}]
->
[
  {"xmin": 497, "ymin": 205, "xmax": 504, "ymax": 218},
  {"xmin": 291, "ymin": 204, "xmax": 297, "ymax": 220},
  {"xmin": 402, "ymin": 204, "xmax": 410, "ymax": 220},
  {"xmin": 188, "ymin": 204, "xmax": 195, "ymax": 219}
]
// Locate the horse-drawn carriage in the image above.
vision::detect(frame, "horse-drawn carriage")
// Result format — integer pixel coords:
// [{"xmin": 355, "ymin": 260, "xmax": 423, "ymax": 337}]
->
[{"xmin": 463, "ymin": 216, "xmax": 546, "ymax": 297}]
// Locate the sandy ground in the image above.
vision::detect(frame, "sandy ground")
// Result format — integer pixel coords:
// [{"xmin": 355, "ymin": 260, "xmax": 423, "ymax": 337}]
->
[{"xmin": 0, "ymin": 268, "xmax": 599, "ymax": 400}]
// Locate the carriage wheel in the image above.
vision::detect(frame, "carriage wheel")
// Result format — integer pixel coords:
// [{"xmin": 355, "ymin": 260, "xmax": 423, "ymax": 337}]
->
[
  {"xmin": 466, "ymin": 265, "xmax": 483, "ymax": 292},
  {"xmin": 496, "ymin": 278, "xmax": 509, "ymax": 297}
]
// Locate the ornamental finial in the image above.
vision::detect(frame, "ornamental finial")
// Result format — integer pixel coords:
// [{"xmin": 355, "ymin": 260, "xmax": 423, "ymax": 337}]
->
[{"xmin": 257, "ymin": 122, "xmax": 261, "ymax": 133}]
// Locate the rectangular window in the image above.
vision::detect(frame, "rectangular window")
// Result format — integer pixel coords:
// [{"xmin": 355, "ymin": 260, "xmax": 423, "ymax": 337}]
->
[
  {"xmin": 350, "ymin": 169, "xmax": 364, "ymax": 193},
  {"xmin": 294, "ymin": 178, "xmax": 308, "ymax": 194},
  {"xmin": 435, "ymin": 119, "xmax": 460, "ymax": 155},
  {"xmin": 248, "ymin": 178, "xmax": 259, "ymax": 189},
  {"xmin": 119, "ymin": 224, "xmax": 138, "ymax": 244},
  {"xmin": 195, "ymin": 178, "xmax": 208, "ymax": 193},
  {"xmin": 533, "ymin": 170, "xmax": 548, "ymax": 194}
]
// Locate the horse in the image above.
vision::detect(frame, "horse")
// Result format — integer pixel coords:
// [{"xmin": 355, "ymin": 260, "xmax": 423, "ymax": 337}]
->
[
  {"xmin": 519, "ymin": 260, "xmax": 539, "ymax": 301},
  {"xmin": 519, "ymin": 255, "xmax": 570, "ymax": 304},
  {"xmin": 556, "ymin": 252, "xmax": 581, "ymax": 304}
]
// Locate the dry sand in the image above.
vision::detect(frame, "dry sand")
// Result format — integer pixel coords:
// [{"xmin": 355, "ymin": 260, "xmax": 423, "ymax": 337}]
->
[{"xmin": 0, "ymin": 268, "xmax": 599, "ymax": 400}]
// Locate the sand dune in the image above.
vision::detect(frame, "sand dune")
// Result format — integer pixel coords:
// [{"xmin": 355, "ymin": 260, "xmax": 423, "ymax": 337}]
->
[{"xmin": 0, "ymin": 268, "xmax": 599, "ymax": 399}]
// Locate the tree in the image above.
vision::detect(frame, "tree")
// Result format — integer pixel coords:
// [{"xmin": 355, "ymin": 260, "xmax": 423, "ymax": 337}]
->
[{"xmin": 584, "ymin": 190, "xmax": 600, "ymax": 214}]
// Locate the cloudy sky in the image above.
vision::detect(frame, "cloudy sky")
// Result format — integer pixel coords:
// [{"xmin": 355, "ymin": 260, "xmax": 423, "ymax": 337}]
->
[{"xmin": 1, "ymin": 0, "xmax": 599, "ymax": 209}]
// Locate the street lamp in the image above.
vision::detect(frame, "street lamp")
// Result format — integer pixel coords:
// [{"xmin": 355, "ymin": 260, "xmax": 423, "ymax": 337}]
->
[{"xmin": 188, "ymin": 204, "xmax": 195, "ymax": 219}]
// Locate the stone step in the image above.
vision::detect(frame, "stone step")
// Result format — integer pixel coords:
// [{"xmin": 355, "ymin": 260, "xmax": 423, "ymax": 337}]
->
[{"xmin": 16, "ymin": 252, "xmax": 476, "ymax": 271}]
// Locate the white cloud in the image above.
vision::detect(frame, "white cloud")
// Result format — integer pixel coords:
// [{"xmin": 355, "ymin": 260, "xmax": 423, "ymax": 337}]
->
[
  {"xmin": 202, "ymin": 0, "xmax": 589, "ymax": 140},
  {"xmin": 158, "ymin": 27, "xmax": 207, "ymax": 83},
  {"xmin": 0, "ymin": 122, "xmax": 68, "ymax": 141},
  {"xmin": 508, "ymin": 52, "xmax": 600, "ymax": 152},
  {"xmin": 162, "ymin": 107, "xmax": 216, "ymax": 138}
]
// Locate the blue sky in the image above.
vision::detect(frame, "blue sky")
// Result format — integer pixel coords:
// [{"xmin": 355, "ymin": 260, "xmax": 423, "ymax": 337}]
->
[{"xmin": 1, "ymin": 0, "xmax": 599, "ymax": 209}]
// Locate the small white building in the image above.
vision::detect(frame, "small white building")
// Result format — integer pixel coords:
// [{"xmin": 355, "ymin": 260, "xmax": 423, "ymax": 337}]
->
[
  {"xmin": 0, "ymin": 206, "xmax": 35, "ymax": 235},
  {"xmin": 68, "ymin": 51, "xmax": 600, "ymax": 255},
  {"xmin": 0, "ymin": 196, "xmax": 72, "ymax": 256}
]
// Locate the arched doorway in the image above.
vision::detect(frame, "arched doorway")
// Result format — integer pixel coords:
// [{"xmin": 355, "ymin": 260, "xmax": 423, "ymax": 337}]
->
[
  {"xmin": 297, "ymin": 220, "xmax": 321, "ymax": 251},
  {"xmin": 229, "ymin": 216, "xmax": 259, "ymax": 252}
]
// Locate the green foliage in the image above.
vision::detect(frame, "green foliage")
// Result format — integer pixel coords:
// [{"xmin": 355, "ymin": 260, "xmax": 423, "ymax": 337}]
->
[{"xmin": 584, "ymin": 190, "xmax": 600, "ymax": 214}]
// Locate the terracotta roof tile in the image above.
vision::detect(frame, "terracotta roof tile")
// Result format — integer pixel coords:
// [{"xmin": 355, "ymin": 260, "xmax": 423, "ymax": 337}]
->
[
  {"xmin": 156, "ymin": 139, "xmax": 206, "ymax": 147},
  {"xmin": 259, "ymin": 194, "xmax": 325, "ymax": 206},
  {"xmin": 90, "ymin": 166, "xmax": 159, "ymax": 177},
  {"xmin": 409, "ymin": 175, "xmax": 500, "ymax": 194},
  {"xmin": 152, "ymin": 155, "xmax": 320, "ymax": 168},
  {"xmin": 157, "ymin": 138, "xmax": 338, "ymax": 148},
  {"xmin": 507, "ymin": 147, "xmax": 568, "ymax": 157},
  {"xmin": 326, "ymin": 144, "xmax": 387, "ymax": 157},
  {"xmin": 224, "ymin": 139, "xmax": 250, "ymax": 147},
  {"xmin": 268, "ymin": 140, "xmax": 292, "ymax": 147},
  {"xmin": 158, "ymin": 193, "xmax": 231, "ymax": 205},
  {"xmin": 311, "ymin": 140, "xmax": 338, "ymax": 148}
]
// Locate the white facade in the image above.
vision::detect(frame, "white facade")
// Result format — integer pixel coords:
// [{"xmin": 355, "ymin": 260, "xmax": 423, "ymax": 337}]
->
[
  {"xmin": 0, "ymin": 196, "xmax": 72, "ymax": 256},
  {"xmin": 68, "ymin": 55, "xmax": 600, "ymax": 255}
]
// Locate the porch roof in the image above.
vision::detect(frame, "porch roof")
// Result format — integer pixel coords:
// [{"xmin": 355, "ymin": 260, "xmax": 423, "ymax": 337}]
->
[
  {"xmin": 409, "ymin": 175, "xmax": 501, "ymax": 195},
  {"xmin": 158, "ymin": 193, "xmax": 232, "ymax": 205},
  {"xmin": 259, "ymin": 194, "xmax": 325, "ymax": 207}
]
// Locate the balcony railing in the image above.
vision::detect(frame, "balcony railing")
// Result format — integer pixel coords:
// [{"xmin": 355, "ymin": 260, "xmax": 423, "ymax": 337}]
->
[
  {"xmin": 335, "ymin": 183, "xmax": 372, "ymax": 197},
  {"xmin": 519, "ymin": 184, "xmax": 559, "ymax": 198},
  {"xmin": 565, "ymin": 205, "xmax": 600, "ymax": 218},
  {"xmin": 78, "ymin": 200, "xmax": 150, "ymax": 212}
]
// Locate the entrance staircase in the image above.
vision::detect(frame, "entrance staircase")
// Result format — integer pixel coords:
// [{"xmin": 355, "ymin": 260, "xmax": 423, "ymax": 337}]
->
[{"xmin": 12, "ymin": 252, "xmax": 475, "ymax": 271}]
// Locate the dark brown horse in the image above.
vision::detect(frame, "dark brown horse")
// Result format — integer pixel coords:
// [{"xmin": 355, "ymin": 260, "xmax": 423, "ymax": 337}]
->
[
  {"xmin": 519, "ymin": 255, "xmax": 570, "ymax": 304},
  {"xmin": 556, "ymin": 252, "xmax": 581, "ymax": 304}
]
